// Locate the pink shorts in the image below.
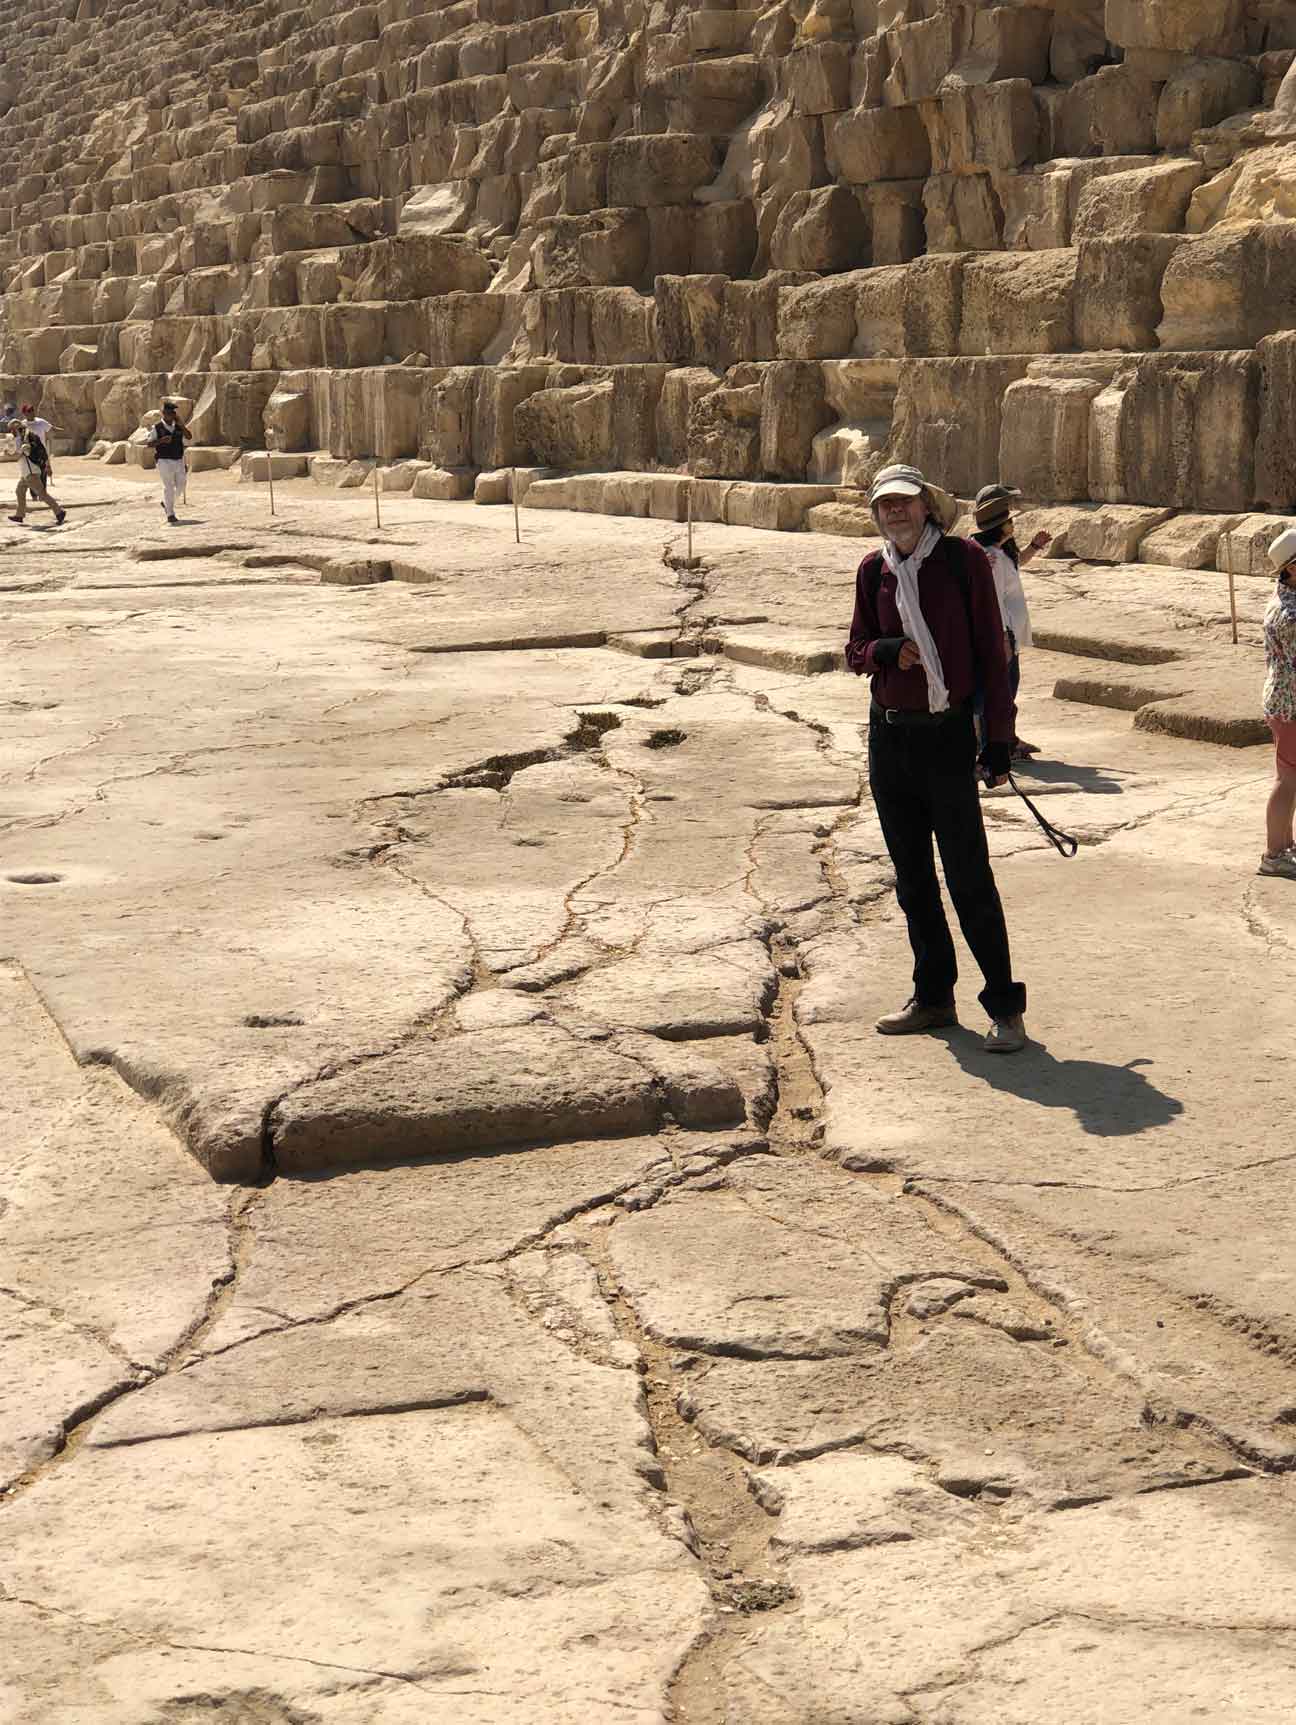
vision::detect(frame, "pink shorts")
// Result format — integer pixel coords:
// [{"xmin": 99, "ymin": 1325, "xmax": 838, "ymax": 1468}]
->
[{"xmin": 1270, "ymin": 717, "xmax": 1296, "ymax": 774}]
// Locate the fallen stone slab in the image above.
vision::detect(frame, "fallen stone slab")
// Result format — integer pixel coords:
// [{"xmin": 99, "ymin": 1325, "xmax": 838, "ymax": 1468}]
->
[
  {"xmin": 271, "ymin": 1022, "xmax": 664, "ymax": 1171},
  {"xmin": 132, "ymin": 539, "xmax": 257, "ymax": 563},
  {"xmin": 319, "ymin": 555, "xmax": 392, "ymax": 586},
  {"xmin": 239, "ymin": 452, "xmax": 310, "ymax": 483},
  {"xmin": 703, "ymin": 627, "xmax": 847, "ymax": 675}
]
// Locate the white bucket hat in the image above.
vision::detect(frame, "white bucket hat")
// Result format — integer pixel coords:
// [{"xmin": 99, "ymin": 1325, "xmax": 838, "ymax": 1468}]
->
[
  {"xmin": 1268, "ymin": 526, "xmax": 1296, "ymax": 571},
  {"xmin": 868, "ymin": 463, "xmax": 959, "ymax": 532}
]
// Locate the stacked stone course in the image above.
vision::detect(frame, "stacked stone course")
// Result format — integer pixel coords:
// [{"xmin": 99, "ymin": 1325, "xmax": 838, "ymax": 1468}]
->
[{"xmin": 2, "ymin": 0, "xmax": 1296, "ymax": 548}]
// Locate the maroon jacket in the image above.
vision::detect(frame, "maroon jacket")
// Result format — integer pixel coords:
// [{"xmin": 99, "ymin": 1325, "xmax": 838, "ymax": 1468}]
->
[{"xmin": 845, "ymin": 534, "xmax": 1015, "ymax": 748}]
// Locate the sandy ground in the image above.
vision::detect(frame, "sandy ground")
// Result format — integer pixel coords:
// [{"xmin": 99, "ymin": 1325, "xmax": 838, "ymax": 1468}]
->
[{"xmin": 2, "ymin": 461, "xmax": 1295, "ymax": 1724}]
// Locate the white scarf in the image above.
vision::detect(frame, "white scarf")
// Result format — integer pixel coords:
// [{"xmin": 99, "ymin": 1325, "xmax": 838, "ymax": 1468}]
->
[{"xmin": 881, "ymin": 521, "xmax": 948, "ymax": 713}]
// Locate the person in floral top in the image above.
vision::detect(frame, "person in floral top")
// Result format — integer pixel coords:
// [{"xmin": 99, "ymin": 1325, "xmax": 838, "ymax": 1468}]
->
[{"xmin": 1260, "ymin": 527, "xmax": 1296, "ymax": 879}]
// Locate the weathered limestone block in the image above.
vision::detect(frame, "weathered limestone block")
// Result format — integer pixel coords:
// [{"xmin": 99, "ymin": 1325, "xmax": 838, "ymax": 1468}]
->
[
  {"xmin": 693, "ymin": 201, "xmax": 758, "ymax": 277},
  {"xmin": 320, "ymin": 304, "xmax": 385, "ymax": 369},
  {"xmin": 786, "ymin": 42, "xmax": 851, "ymax": 116},
  {"xmin": 901, "ymin": 256, "xmax": 963, "ymax": 358},
  {"xmin": 1075, "ymin": 236, "xmax": 1185, "ymax": 351},
  {"xmin": 1054, "ymin": 65, "xmax": 1162, "ymax": 159},
  {"xmin": 421, "ymin": 367, "xmax": 477, "ymax": 469},
  {"xmin": 240, "ymin": 451, "xmax": 310, "ymax": 481},
  {"xmin": 821, "ymin": 357, "xmax": 901, "ymax": 423},
  {"xmin": 657, "ymin": 367, "xmax": 723, "ymax": 466},
  {"xmin": 352, "ymin": 235, "xmax": 492, "ymax": 299},
  {"xmin": 607, "ymin": 135, "xmax": 720, "ymax": 206},
  {"xmin": 854, "ymin": 179, "xmax": 920, "ymax": 267},
  {"xmin": 922, "ymin": 81, "xmax": 1039, "ymax": 176},
  {"xmin": 824, "ymin": 105, "xmax": 931, "ymax": 184},
  {"xmin": 214, "ymin": 373, "xmax": 279, "ymax": 447},
  {"xmin": 1072, "ymin": 160, "xmax": 1206, "ymax": 240},
  {"xmin": 808, "ymin": 421, "xmax": 886, "ymax": 488},
  {"xmin": 1218, "ymin": 513, "xmax": 1296, "ymax": 575},
  {"xmin": 398, "ymin": 181, "xmax": 476, "ymax": 236},
  {"xmin": 760, "ymin": 360, "xmax": 833, "ymax": 480},
  {"xmin": 882, "ymin": 11, "xmax": 965, "ymax": 106},
  {"xmin": 1104, "ymin": 0, "xmax": 1246, "ymax": 55},
  {"xmin": 515, "ymin": 379, "xmax": 616, "ymax": 469},
  {"xmin": 530, "ymin": 212, "xmax": 649, "ymax": 289},
  {"xmin": 655, "ymin": 274, "xmax": 728, "ymax": 367},
  {"xmin": 959, "ymin": 251, "xmax": 1077, "ymax": 356},
  {"xmin": 855, "ymin": 266, "xmax": 910, "ymax": 357},
  {"xmin": 264, "ymin": 383, "xmax": 311, "ymax": 451},
  {"xmin": 777, "ymin": 273, "xmax": 865, "ymax": 361},
  {"xmin": 1140, "ymin": 514, "xmax": 1241, "ymax": 569},
  {"xmin": 1158, "ymin": 222, "xmax": 1296, "ymax": 348},
  {"xmin": 1156, "ymin": 60, "xmax": 1260, "ymax": 150},
  {"xmin": 608, "ymin": 365, "xmax": 671, "ymax": 470},
  {"xmin": 525, "ymin": 289, "xmax": 657, "ymax": 366},
  {"xmin": 1066, "ymin": 504, "xmax": 1176, "ymax": 562},
  {"xmin": 1187, "ymin": 144, "xmax": 1296, "ymax": 233},
  {"xmin": 688, "ymin": 373, "xmax": 763, "ymax": 478},
  {"xmin": 769, "ymin": 187, "xmax": 868, "ymax": 273},
  {"xmin": 923, "ymin": 172, "xmax": 1004, "ymax": 252},
  {"xmin": 472, "ymin": 363, "xmax": 552, "ymax": 468},
  {"xmin": 1095, "ymin": 352, "xmax": 1260, "ymax": 512},
  {"xmin": 654, "ymin": 56, "xmax": 769, "ymax": 134},
  {"xmin": 890, "ymin": 357, "xmax": 1031, "ymax": 497},
  {"xmin": 727, "ymin": 481, "xmax": 836, "ymax": 530},
  {"xmin": 427, "ymin": 293, "xmax": 514, "ymax": 366},
  {"xmin": 1255, "ymin": 331, "xmax": 1296, "ymax": 509},
  {"xmin": 1000, "ymin": 376, "xmax": 1104, "ymax": 503}
]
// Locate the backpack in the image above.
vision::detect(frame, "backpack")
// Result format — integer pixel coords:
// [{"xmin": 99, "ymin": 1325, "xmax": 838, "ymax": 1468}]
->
[{"xmin": 24, "ymin": 430, "xmax": 49, "ymax": 472}]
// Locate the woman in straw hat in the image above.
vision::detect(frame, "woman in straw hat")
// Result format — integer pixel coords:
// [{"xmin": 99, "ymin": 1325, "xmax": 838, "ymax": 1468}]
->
[{"xmin": 1259, "ymin": 527, "xmax": 1296, "ymax": 879}]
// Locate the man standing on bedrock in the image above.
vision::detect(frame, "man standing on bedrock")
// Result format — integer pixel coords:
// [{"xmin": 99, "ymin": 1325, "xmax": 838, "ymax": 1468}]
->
[{"xmin": 846, "ymin": 464, "xmax": 1028, "ymax": 1053}]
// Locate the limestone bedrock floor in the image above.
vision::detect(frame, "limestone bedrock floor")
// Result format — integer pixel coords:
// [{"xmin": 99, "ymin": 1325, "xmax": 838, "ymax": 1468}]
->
[{"xmin": 1, "ymin": 465, "xmax": 1294, "ymax": 1724}]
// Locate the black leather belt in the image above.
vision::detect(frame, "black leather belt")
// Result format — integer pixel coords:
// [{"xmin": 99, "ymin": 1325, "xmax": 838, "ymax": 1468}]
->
[{"xmin": 871, "ymin": 701, "xmax": 968, "ymax": 729}]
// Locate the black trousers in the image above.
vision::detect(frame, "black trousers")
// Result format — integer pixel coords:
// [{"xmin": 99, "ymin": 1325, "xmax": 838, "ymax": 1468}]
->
[{"xmin": 868, "ymin": 709, "xmax": 1026, "ymax": 1021}]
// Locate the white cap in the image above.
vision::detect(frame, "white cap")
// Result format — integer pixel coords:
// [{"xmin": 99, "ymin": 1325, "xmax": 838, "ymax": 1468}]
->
[{"xmin": 1269, "ymin": 526, "xmax": 1296, "ymax": 571}]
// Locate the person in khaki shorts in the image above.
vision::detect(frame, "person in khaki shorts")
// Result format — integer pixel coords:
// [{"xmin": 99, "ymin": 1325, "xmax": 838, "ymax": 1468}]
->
[{"xmin": 7, "ymin": 419, "xmax": 66, "ymax": 526}]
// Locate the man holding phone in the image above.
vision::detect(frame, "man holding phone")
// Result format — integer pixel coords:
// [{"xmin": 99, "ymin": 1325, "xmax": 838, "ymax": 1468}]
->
[
  {"xmin": 147, "ymin": 400, "xmax": 192, "ymax": 524},
  {"xmin": 846, "ymin": 464, "xmax": 1028, "ymax": 1054}
]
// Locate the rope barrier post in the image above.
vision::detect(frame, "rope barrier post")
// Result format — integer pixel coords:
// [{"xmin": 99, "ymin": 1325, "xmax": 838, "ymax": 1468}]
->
[
  {"xmin": 686, "ymin": 478, "xmax": 693, "ymax": 567},
  {"xmin": 1226, "ymin": 529, "xmax": 1239, "ymax": 646},
  {"xmin": 264, "ymin": 432, "xmax": 276, "ymax": 519},
  {"xmin": 373, "ymin": 461, "xmax": 382, "ymax": 531},
  {"xmin": 512, "ymin": 467, "xmax": 521, "ymax": 544}
]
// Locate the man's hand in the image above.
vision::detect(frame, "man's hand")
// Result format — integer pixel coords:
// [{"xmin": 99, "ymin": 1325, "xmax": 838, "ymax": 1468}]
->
[
  {"xmin": 897, "ymin": 638, "xmax": 923, "ymax": 670},
  {"xmin": 985, "ymin": 774, "xmax": 1009, "ymax": 789}
]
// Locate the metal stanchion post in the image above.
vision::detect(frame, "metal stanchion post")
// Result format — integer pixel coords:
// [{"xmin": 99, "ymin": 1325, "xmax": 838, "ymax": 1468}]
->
[
  {"xmin": 512, "ymin": 466, "xmax": 521, "ymax": 544},
  {"xmin": 1226, "ymin": 532, "xmax": 1239, "ymax": 646}
]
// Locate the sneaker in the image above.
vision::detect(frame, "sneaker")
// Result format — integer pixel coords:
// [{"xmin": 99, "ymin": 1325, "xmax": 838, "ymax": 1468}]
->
[
  {"xmin": 54, "ymin": 508, "xmax": 66, "ymax": 525},
  {"xmin": 984, "ymin": 1015, "xmax": 1027, "ymax": 1054},
  {"xmin": 876, "ymin": 998, "xmax": 957, "ymax": 1036},
  {"xmin": 166, "ymin": 514, "xmax": 178, "ymax": 524},
  {"xmin": 8, "ymin": 514, "xmax": 25, "ymax": 524},
  {"xmin": 1258, "ymin": 849, "xmax": 1296, "ymax": 880}
]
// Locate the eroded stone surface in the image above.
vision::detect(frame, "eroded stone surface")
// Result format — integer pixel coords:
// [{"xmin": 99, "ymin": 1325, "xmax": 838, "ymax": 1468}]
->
[{"xmin": 3, "ymin": 475, "xmax": 1296, "ymax": 1720}]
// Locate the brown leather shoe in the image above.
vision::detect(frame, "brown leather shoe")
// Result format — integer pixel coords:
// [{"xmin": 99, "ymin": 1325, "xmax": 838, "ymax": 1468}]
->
[{"xmin": 875, "ymin": 998, "xmax": 957, "ymax": 1035}]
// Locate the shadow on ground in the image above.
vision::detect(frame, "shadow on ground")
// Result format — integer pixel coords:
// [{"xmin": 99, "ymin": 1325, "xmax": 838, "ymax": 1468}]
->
[{"xmin": 941, "ymin": 1027, "xmax": 1184, "ymax": 1138}]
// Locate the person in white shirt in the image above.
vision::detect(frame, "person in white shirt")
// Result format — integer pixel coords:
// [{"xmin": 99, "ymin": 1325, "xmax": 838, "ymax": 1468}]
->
[
  {"xmin": 145, "ymin": 400, "xmax": 192, "ymax": 523},
  {"xmin": 972, "ymin": 484, "xmax": 1051, "ymax": 760},
  {"xmin": 18, "ymin": 402, "xmax": 58, "ymax": 480},
  {"xmin": 7, "ymin": 418, "xmax": 66, "ymax": 526}
]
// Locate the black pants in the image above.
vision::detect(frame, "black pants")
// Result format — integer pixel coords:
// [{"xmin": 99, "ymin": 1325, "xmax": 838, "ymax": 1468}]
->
[{"xmin": 868, "ymin": 709, "xmax": 1026, "ymax": 1021}]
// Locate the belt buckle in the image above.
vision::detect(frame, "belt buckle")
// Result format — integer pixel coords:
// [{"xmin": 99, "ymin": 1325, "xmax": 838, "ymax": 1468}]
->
[{"xmin": 884, "ymin": 707, "xmax": 899, "ymax": 726}]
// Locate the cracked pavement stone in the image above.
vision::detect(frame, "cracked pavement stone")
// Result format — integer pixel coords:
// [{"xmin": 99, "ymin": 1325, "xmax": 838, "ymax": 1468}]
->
[{"xmin": 5, "ymin": 472, "xmax": 1296, "ymax": 1719}]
